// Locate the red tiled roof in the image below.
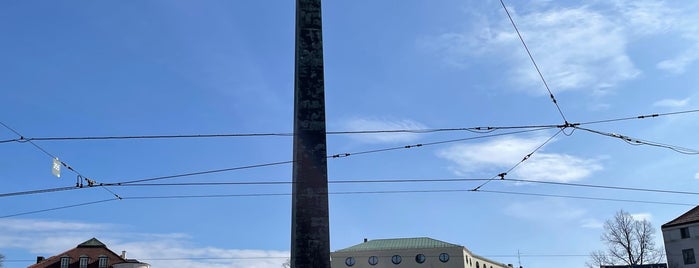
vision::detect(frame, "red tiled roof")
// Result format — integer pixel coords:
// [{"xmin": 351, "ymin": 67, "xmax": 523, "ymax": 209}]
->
[
  {"xmin": 662, "ymin": 205, "xmax": 699, "ymax": 229},
  {"xmin": 28, "ymin": 238, "xmax": 126, "ymax": 268}
]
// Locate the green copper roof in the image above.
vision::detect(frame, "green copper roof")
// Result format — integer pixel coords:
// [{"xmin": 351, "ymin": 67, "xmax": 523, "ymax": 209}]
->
[
  {"xmin": 335, "ymin": 237, "xmax": 462, "ymax": 252},
  {"xmin": 77, "ymin": 237, "xmax": 106, "ymax": 248}
]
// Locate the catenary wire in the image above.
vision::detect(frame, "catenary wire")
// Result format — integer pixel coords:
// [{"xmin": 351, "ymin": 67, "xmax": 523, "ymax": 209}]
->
[
  {"xmin": 475, "ymin": 190, "xmax": 695, "ymax": 206},
  {"xmin": 472, "ymin": 128, "xmax": 564, "ymax": 191},
  {"xmin": 500, "ymin": 0, "xmax": 568, "ymax": 123},
  {"xmin": 0, "ymin": 125, "xmax": 559, "ymax": 142},
  {"xmin": 0, "ymin": 121, "xmax": 122, "ymax": 199},
  {"xmin": 108, "ymin": 127, "xmax": 556, "ymax": 185},
  {"xmin": 2, "ymin": 188, "xmax": 692, "ymax": 218},
  {"xmin": 0, "ymin": 198, "xmax": 117, "ymax": 218},
  {"xmin": 575, "ymin": 126, "xmax": 699, "ymax": 155},
  {"xmin": 0, "ymin": 128, "xmax": 557, "ymax": 198},
  {"xmin": 4, "ymin": 108, "xmax": 697, "ymax": 144},
  {"xmin": 577, "ymin": 109, "xmax": 699, "ymax": 125}
]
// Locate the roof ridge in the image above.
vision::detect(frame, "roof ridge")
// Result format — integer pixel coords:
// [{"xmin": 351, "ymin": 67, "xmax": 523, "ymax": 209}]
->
[{"xmin": 663, "ymin": 205, "xmax": 699, "ymax": 228}]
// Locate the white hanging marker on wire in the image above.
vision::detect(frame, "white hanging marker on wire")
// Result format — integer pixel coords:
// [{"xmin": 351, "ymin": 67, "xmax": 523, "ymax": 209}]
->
[{"xmin": 52, "ymin": 158, "xmax": 61, "ymax": 178}]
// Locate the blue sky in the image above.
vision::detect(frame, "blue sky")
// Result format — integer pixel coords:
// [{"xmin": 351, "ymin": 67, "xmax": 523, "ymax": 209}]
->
[{"xmin": 1, "ymin": 0, "xmax": 699, "ymax": 267}]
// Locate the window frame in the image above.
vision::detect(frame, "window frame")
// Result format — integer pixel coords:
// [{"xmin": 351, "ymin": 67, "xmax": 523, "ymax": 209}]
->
[
  {"xmin": 60, "ymin": 256, "xmax": 71, "ymax": 268},
  {"xmin": 391, "ymin": 255, "xmax": 402, "ymax": 264},
  {"xmin": 681, "ymin": 227, "xmax": 691, "ymax": 239},
  {"xmin": 683, "ymin": 248, "xmax": 696, "ymax": 265},
  {"xmin": 415, "ymin": 253, "xmax": 426, "ymax": 264},
  {"xmin": 98, "ymin": 255, "xmax": 109, "ymax": 268},
  {"xmin": 79, "ymin": 256, "xmax": 89, "ymax": 268}
]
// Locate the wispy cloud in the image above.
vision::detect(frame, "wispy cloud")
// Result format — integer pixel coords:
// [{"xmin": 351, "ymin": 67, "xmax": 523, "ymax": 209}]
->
[
  {"xmin": 437, "ymin": 135, "xmax": 602, "ymax": 182},
  {"xmin": 504, "ymin": 199, "xmax": 586, "ymax": 222},
  {"xmin": 631, "ymin": 213, "xmax": 653, "ymax": 222},
  {"xmin": 341, "ymin": 117, "xmax": 427, "ymax": 144},
  {"xmin": 580, "ymin": 218, "xmax": 604, "ymax": 229},
  {"xmin": 0, "ymin": 218, "xmax": 289, "ymax": 268},
  {"xmin": 653, "ymin": 98, "xmax": 690, "ymax": 108},
  {"xmin": 695, "ymin": 172, "xmax": 699, "ymax": 179},
  {"xmin": 422, "ymin": 0, "xmax": 699, "ymax": 93}
]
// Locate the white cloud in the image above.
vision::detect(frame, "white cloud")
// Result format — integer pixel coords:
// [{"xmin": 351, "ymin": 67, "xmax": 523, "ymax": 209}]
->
[
  {"xmin": 657, "ymin": 47, "xmax": 699, "ymax": 74},
  {"xmin": 437, "ymin": 135, "xmax": 602, "ymax": 182},
  {"xmin": 653, "ymin": 98, "xmax": 690, "ymax": 108},
  {"xmin": 631, "ymin": 213, "xmax": 653, "ymax": 222},
  {"xmin": 580, "ymin": 218, "xmax": 604, "ymax": 229},
  {"xmin": 341, "ymin": 117, "xmax": 427, "ymax": 144},
  {"xmin": 0, "ymin": 218, "xmax": 289, "ymax": 268},
  {"xmin": 425, "ymin": 5, "xmax": 640, "ymax": 94},
  {"xmin": 504, "ymin": 199, "xmax": 586, "ymax": 222},
  {"xmin": 695, "ymin": 172, "xmax": 699, "ymax": 179},
  {"xmin": 422, "ymin": 0, "xmax": 699, "ymax": 93}
]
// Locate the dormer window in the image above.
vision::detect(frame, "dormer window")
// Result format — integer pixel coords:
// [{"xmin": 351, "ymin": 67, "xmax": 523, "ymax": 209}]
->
[
  {"xmin": 60, "ymin": 256, "xmax": 71, "ymax": 268},
  {"xmin": 98, "ymin": 255, "xmax": 109, "ymax": 268},
  {"xmin": 79, "ymin": 255, "xmax": 89, "ymax": 268}
]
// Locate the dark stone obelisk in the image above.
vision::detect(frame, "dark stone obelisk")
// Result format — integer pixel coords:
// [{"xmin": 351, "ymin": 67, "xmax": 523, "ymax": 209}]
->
[{"xmin": 290, "ymin": 0, "xmax": 330, "ymax": 267}]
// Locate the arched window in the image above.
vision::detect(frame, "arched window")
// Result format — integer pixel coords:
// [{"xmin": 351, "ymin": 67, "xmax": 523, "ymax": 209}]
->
[{"xmin": 476, "ymin": 261, "xmax": 480, "ymax": 268}]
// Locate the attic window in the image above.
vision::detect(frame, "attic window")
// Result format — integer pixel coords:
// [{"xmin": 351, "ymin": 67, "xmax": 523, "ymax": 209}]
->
[
  {"xmin": 60, "ymin": 256, "xmax": 70, "ymax": 268},
  {"xmin": 99, "ymin": 255, "xmax": 109, "ymax": 268},
  {"xmin": 79, "ymin": 255, "xmax": 89, "ymax": 268}
]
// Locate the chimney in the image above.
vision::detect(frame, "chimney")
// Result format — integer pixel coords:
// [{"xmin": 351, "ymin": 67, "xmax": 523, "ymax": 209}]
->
[
  {"xmin": 36, "ymin": 256, "xmax": 45, "ymax": 264},
  {"xmin": 121, "ymin": 250, "xmax": 127, "ymax": 259},
  {"xmin": 363, "ymin": 238, "xmax": 368, "ymax": 243}
]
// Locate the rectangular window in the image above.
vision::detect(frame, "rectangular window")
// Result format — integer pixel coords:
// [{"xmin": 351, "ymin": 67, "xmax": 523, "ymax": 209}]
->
[
  {"xmin": 79, "ymin": 257, "xmax": 89, "ymax": 268},
  {"xmin": 683, "ymin": 248, "xmax": 696, "ymax": 264},
  {"xmin": 99, "ymin": 256, "xmax": 109, "ymax": 268},
  {"xmin": 60, "ymin": 257, "xmax": 70, "ymax": 268},
  {"xmin": 681, "ymin": 227, "xmax": 691, "ymax": 239}
]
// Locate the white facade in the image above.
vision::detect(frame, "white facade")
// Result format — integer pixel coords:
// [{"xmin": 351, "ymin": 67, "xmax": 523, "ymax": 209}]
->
[
  {"xmin": 662, "ymin": 206, "xmax": 699, "ymax": 268},
  {"xmin": 663, "ymin": 224, "xmax": 699, "ymax": 268},
  {"xmin": 331, "ymin": 237, "xmax": 510, "ymax": 268}
]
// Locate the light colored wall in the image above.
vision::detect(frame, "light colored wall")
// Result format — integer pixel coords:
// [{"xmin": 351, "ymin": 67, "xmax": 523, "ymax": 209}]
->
[
  {"xmin": 331, "ymin": 247, "xmax": 508, "ymax": 268},
  {"xmin": 663, "ymin": 224, "xmax": 699, "ymax": 268}
]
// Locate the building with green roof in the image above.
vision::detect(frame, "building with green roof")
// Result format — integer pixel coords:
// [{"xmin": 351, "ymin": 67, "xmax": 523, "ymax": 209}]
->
[{"xmin": 331, "ymin": 237, "xmax": 511, "ymax": 268}]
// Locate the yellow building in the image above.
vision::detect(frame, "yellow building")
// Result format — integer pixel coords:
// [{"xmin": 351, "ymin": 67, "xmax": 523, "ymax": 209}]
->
[{"xmin": 331, "ymin": 237, "xmax": 511, "ymax": 268}]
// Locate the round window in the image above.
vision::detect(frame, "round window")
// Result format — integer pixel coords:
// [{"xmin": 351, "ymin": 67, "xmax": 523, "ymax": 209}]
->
[
  {"xmin": 415, "ymin": 254, "xmax": 426, "ymax": 263},
  {"xmin": 368, "ymin": 256, "xmax": 379, "ymax": 266},
  {"xmin": 345, "ymin": 257, "xmax": 355, "ymax": 267},
  {"xmin": 392, "ymin": 255, "xmax": 402, "ymax": 264},
  {"xmin": 439, "ymin": 253, "xmax": 450, "ymax": 263}
]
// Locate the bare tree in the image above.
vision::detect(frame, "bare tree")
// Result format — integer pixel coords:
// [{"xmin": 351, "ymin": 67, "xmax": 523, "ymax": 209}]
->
[
  {"xmin": 587, "ymin": 210, "xmax": 663, "ymax": 268},
  {"xmin": 282, "ymin": 258, "xmax": 290, "ymax": 268},
  {"xmin": 0, "ymin": 253, "xmax": 4, "ymax": 268}
]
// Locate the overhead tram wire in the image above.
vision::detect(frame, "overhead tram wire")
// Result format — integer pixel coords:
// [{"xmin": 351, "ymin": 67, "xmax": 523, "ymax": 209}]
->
[
  {"xmin": 1, "ymin": 108, "xmax": 697, "ymax": 144},
  {"xmin": 10, "ymin": 172, "xmax": 699, "ymax": 200},
  {"xmin": 500, "ymin": 0, "xmax": 568, "ymax": 123},
  {"xmin": 117, "ymin": 177, "xmax": 699, "ymax": 196},
  {"xmin": 574, "ymin": 126, "xmax": 699, "ymax": 155},
  {"xmin": 2, "ymin": 188, "xmax": 693, "ymax": 218},
  {"xmin": 472, "ymin": 128, "xmax": 564, "ymax": 191},
  {"xmin": 476, "ymin": 189, "xmax": 695, "ymax": 206},
  {"xmin": 0, "ymin": 124, "xmax": 560, "ymax": 143},
  {"xmin": 107, "ymin": 127, "xmax": 557, "ymax": 185},
  {"xmin": 577, "ymin": 108, "xmax": 699, "ymax": 126},
  {"xmin": 0, "ymin": 128, "xmax": 557, "ymax": 198},
  {"xmin": 0, "ymin": 121, "xmax": 122, "ymax": 199}
]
